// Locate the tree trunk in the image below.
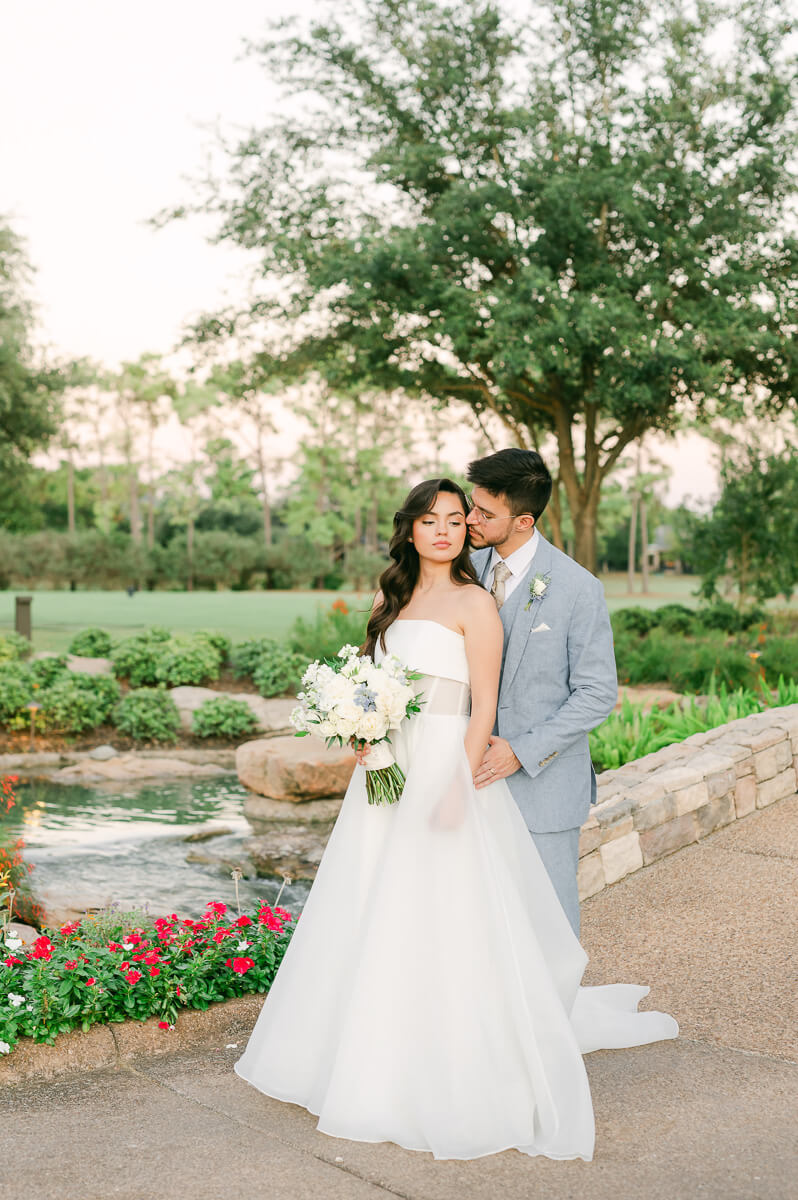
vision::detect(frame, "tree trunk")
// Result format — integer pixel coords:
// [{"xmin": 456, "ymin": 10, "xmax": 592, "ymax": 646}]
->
[
  {"xmin": 627, "ymin": 496, "xmax": 638, "ymax": 594},
  {"xmin": 366, "ymin": 498, "xmax": 379, "ymax": 553},
  {"xmin": 66, "ymin": 454, "xmax": 75, "ymax": 535},
  {"xmin": 187, "ymin": 517, "xmax": 194, "ymax": 592},
  {"xmin": 545, "ymin": 480, "xmax": 565, "ymax": 551},
  {"xmin": 640, "ymin": 497, "xmax": 649, "ymax": 594},
  {"xmin": 572, "ymin": 494, "xmax": 600, "ymax": 575}
]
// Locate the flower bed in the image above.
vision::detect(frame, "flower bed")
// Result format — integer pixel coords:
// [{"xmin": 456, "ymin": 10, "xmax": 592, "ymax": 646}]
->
[{"xmin": 0, "ymin": 899, "xmax": 294, "ymax": 1057}]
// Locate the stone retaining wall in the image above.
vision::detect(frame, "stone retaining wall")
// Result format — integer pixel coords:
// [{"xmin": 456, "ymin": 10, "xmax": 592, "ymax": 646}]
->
[{"xmin": 578, "ymin": 703, "xmax": 798, "ymax": 901}]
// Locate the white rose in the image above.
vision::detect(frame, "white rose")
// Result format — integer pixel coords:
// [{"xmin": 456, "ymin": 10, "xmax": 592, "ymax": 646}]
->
[
  {"xmin": 356, "ymin": 712, "xmax": 389, "ymax": 741},
  {"xmin": 532, "ymin": 577, "xmax": 548, "ymax": 597}
]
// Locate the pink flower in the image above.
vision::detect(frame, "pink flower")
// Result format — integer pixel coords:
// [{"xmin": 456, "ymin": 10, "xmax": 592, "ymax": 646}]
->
[
  {"xmin": 206, "ymin": 901, "xmax": 227, "ymax": 915},
  {"xmin": 149, "ymin": 966, "xmax": 160, "ymax": 977},
  {"xmin": 158, "ymin": 1021, "xmax": 170, "ymax": 1030},
  {"xmin": 226, "ymin": 956, "xmax": 255, "ymax": 975},
  {"xmin": 233, "ymin": 915, "xmax": 252, "ymax": 928},
  {"xmin": 85, "ymin": 977, "xmax": 96, "ymax": 986},
  {"xmin": 107, "ymin": 942, "xmax": 122, "ymax": 952},
  {"xmin": 64, "ymin": 960, "xmax": 78, "ymax": 970},
  {"xmin": 124, "ymin": 969, "xmax": 142, "ymax": 985},
  {"xmin": 274, "ymin": 907, "xmax": 293, "ymax": 923},
  {"xmin": 60, "ymin": 921, "xmax": 81, "ymax": 936}
]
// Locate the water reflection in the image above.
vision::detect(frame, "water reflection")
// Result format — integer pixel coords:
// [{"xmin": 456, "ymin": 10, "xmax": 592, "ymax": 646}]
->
[{"xmin": 2, "ymin": 777, "xmax": 311, "ymax": 920}]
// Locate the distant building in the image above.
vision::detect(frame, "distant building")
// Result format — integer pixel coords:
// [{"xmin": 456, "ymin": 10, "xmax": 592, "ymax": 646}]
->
[{"xmin": 647, "ymin": 525, "xmax": 682, "ymax": 573}]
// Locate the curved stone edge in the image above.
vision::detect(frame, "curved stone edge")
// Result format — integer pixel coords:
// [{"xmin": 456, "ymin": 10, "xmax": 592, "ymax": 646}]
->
[
  {"xmin": 0, "ymin": 993, "xmax": 264, "ymax": 1086},
  {"xmin": 578, "ymin": 703, "xmax": 798, "ymax": 901}
]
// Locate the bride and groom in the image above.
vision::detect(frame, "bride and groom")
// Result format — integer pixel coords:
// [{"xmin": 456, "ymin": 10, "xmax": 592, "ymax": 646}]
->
[{"xmin": 234, "ymin": 448, "xmax": 678, "ymax": 1162}]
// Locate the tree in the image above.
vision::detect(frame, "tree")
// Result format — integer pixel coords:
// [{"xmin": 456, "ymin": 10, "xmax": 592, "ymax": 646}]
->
[
  {"xmin": 164, "ymin": 0, "xmax": 798, "ymax": 572},
  {"xmin": 679, "ymin": 449, "xmax": 798, "ymax": 605},
  {"xmin": 0, "ymin": 222, "xmax": 61, "ymax": 478}
]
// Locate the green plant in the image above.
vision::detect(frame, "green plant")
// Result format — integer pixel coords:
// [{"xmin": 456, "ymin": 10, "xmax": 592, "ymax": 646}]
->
[
  {"xmin": 39, "ymin": 678, "xmax": 108, "ymax": 734},
  {"xmin": 68, "ymin": 628, "xmax": 114, "ymax": 657},
  {"xmin": 0, "ymin": 900, "xmax": 294, "ymax": 1056},
  {"xmin": 0, "ymin": 663, "xmax": 34, "ymax": 726},
  {"xmin": 111, "ymin": 630, "xmax": 171, "ymax": 686},
  {"xmin": 153, "ymin": 636, "xmax": 222, "ymax": 686},
  {"xmin": 29, "ymin": 655, "xmax": 69, "ymax": 688},
  {"xmin": 192, "ymin": 697, "xmax": 258, "ymax": 739},
  {"xmin": 113, "ymin": 687, "xmax": 181, "ymax": 743},
  {"xmin": 0, "ymin": 633, "xmax": 31, "ymax": 663},
  {"xmin": 194, "ymin": 630, "xmax": 232, "ymax": 660},
  {"xmin": 230, "ymin": 637, "xmax": 278, "ymax": 679},
  {"xmin": 650, "ymin": 603, "xmax": 695, "ymax": 635},
  {"xmin": 610, "ymin": 607, "xmax": 658, "ymax": 638},
  {"xmin": 253, "ymin": 645, "xmax": 306, "ymax": 697},
  {"xmin": 289, "ymin": 600, "xmax": 369, "ymax": 661}
]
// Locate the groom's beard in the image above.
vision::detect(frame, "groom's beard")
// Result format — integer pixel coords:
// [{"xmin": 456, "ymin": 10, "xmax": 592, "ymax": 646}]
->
[{"xmin": 468, "ymin": 527, "xmax": 504, "ymax": 550}]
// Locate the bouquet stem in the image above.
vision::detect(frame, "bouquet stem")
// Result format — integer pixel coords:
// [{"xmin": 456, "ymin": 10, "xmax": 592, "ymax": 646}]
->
[{"xmin": 365, "ymin": 762, "xmax": 406, "ymax": 805}]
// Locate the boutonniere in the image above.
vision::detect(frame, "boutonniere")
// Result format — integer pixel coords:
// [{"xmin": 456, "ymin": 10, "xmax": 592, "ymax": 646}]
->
[{"xmin": 524, "ymin": 572, "xmax": 551, "ymax": 610}]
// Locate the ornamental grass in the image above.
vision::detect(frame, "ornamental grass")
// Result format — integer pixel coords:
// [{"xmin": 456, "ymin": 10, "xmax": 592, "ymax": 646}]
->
[{"xmin": 0, "ymin": 898, "xmax": 294, "ymax": 1057}]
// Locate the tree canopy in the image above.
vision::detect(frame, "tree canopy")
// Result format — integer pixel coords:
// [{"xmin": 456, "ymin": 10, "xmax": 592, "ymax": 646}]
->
[
  {"xmin": 0, "ymin": 222, "xmax": 61, "ymax": 474},
  {"xmin": 164, "ymin": 0, "xmax": 798, "ymax": 571}
]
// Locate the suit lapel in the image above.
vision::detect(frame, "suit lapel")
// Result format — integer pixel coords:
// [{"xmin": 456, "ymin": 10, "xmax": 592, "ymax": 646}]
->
[{"xmin": 500, "ymin": 535, "xmax": 554, "ymax": 693}]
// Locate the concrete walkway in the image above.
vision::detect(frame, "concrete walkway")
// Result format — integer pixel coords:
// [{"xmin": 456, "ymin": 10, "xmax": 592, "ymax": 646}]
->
[{"xmin": 2, "ymin": 796, "xmax": 796, "ymax": 1200}]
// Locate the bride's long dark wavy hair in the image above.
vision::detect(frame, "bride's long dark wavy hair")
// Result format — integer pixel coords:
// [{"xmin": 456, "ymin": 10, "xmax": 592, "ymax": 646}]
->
[{"xmin": 362, "ymin": 478, "xmax": 480, "ymax": 656}]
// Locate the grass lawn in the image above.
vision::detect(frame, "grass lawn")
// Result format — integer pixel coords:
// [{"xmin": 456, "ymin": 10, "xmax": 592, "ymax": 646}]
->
[{"xmin": 1, "ymin": 575, "xmax": 792, "ymax": 655}]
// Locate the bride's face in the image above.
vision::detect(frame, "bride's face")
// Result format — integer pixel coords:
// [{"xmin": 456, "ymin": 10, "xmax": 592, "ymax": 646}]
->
[{"xmin": 412, "ymin": 492, "xmax": 467, "ymax": 564}]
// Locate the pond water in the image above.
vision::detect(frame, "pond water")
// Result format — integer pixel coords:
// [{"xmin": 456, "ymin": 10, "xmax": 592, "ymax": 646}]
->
[{"xmin": 5, "ymin": 776, "xmax": 312, "ymax": 922}]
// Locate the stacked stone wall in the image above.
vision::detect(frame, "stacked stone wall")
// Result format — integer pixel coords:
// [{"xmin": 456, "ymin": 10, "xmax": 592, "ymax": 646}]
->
[{"xmin": 578, "ymin": 703, "xmax": 798, "ymax": 901}]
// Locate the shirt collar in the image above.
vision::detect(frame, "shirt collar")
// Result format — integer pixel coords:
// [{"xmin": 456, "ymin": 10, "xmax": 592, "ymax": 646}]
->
[{"xmin": 489, "ymin": 528, "xmax": 540, "ymax": 577}]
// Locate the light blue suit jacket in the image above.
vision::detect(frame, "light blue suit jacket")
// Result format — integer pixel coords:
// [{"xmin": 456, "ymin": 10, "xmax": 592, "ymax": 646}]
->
[{"xmin": 472, "ymin": 535, "xmax": 617, "ymax": 833}]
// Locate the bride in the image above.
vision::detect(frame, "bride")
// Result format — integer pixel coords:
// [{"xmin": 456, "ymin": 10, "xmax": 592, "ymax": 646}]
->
[{"xmin": 234, "ymin": 477, "xmax": 678, "ymax": 1162}]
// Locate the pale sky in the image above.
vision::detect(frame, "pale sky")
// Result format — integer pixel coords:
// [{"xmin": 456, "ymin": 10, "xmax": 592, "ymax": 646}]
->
[{"xmin": 2, "ymin": 0, "xmax": 719, "ymax": 506}]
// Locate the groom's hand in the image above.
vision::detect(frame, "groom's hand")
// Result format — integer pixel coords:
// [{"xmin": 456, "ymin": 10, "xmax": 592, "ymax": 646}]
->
[{"xmin": 474, "ymin": 736, "xmax": 521, "ymax": 789}]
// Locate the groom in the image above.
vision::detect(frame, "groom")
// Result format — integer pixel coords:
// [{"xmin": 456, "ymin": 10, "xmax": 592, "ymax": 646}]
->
[{"xmin": 466, "ymin": 448, "xmax": 617, "ymax": 935}]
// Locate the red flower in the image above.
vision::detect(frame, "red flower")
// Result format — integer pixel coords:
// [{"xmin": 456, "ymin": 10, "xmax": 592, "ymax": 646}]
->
[
  {"xmin": 59, "ymin": 921, "xmax": 81, "ymax": 936},
  {"xmin": 124, "ymin": 969, "xmax": 142, "ymax": 984},
  {"xmin": 176, "ymin": 985, "xmax": 181, "ymax": 996},
  {"xmin": 226, "ymin": 956, "xmax": 255, "ymax": 975},
  {"xmin": 149, "ymin": 966, "xmax": 160, "ymax": 977},
  {"xmin": 158, "ymin": 1021, "xmax": 170, "ymax": 1030},
  {"xmin": 212, "ymin": 929, "xmax": 230, "ymax": 944},
  {"xmin": 274, "ymin": 907, "xmax": 293, "ymax": 923},
  {"xmin": 143, "ymin": 950, "xmax": 160, "ymax": 964},
  {"xmin": 64, "ymin": 960, "xmax": 78, "ymax": 970},
  {"xmin": 31, "ymin": 936, "xmax": 54, "ymax": 960},
  {"xmin": 206, "ymin": 901, "xmax": 227, "ymax": 915},
  {"xmin": 3, "ymin": 956, "xmax": 23, "ymax": 967},
  {"xmin": 85, "ymin": 977, "xmax": 96, "ymax": 986},
  {"xmin": 233, "ymin": 915, "xmax": 252, "ymax": 928},
  {"xmin": 107, "ymin": 942, "xmax": 122, "ymax": 952}
]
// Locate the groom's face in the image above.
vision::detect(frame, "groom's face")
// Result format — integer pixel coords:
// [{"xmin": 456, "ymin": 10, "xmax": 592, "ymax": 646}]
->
[{"xmin": 466, "ymin": 486, "xmax": 518, "ymax": 549}]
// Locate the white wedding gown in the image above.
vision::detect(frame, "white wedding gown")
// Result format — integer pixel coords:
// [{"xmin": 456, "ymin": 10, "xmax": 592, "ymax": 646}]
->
[{"xmin": 234, "ymin": 620, "xmax": 678, "ymax": 1161}]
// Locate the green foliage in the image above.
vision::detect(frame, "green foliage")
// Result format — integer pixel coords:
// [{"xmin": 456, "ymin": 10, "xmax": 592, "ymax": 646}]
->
[
  {"xmin": 113, "ymin": 687, "xmax": 180, "ymax": 743},
  {"xmin": 0, "ymin": 902, "xmax": 294, "ymax": 1055},
  {"xmin": 650, "ymin": 604, "xmax": 695, "ymax": 635},
  {"xmin": 591, "ymin": 679, "xmax": 798, "ymax": 773},
  {"xmin": 0, "ymin": 663, "xmax": 34, "ymax": 725},
  {"xmin": 288, "ymin": 601, "xmax": 369, "ymax": 662},
  {"xmin": 166, "ymin": 0, "xmax": 798, "ymax": 570},
  {"xmin": 680, "ymin": 450, "xmax": 798, "ymax": 605},
  {"xmin": 29, "ymin": 655, "xmax": 70, "ymax": 688},
  {"xmin": 111, "ymin": 628, "xmax": 171, "ymax": 686},
  {"xmin": 252, "ymin": 648, "xmax": 306, "ymax": 697},
  {"xmin": 0, "ymin": 632, "xmax": 31, "ymax": 663},
  {"xmin": 152, "ymin": 636, "xmax": 222, "ymax": 686},
  {"xmin": 760, "ymin": 637, "xmax": 798, "ymax": 684},
  {"xmin": 194, "ymin": 630, "xmax": 232, "ymax": 660},
  {"xmin": 611, "ymin": 607, "xmax": 658, "ymax": 637},
  {"xmin": 68, "ymin": 628, "xmax": 114, "ymax": 657},
  {"xmin": 39, "ymin": 675, "xmax": 120, "ymax": 734},
  {"xmin": 695, "ymin": 602, "xmax": 767, "ymax": 633},
  {"xmin": 192, "ymin": 696, "xmax": 258, "ymax": 739}
]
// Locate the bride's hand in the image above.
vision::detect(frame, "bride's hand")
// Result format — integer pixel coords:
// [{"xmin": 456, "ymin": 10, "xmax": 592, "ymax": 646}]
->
[{"xmin": 349, "ymin": 737, "xmax": 371, "ymax": 765}]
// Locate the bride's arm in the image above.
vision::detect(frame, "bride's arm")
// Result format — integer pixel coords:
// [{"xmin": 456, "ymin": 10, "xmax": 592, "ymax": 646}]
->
[{"xmin": 461, "ymin": 588, "xmax": 504, "ymax": 779}]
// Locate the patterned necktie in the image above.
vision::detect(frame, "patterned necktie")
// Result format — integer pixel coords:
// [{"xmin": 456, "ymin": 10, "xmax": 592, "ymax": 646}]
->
[{"xmin": 490, "ymin": 561, "xmax": 512, "ymax": 610}]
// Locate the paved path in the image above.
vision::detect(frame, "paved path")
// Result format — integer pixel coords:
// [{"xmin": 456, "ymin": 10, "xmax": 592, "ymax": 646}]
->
[{"xmin": 2, "ymin": 797, "xmax": 796, "ymax": 1200}]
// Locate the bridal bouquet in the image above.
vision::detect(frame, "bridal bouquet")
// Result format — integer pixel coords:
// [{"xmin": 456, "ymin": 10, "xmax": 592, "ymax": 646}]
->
[{"xmin": 290, "ymin": 644, "xmax": 422, "ymax": 805}]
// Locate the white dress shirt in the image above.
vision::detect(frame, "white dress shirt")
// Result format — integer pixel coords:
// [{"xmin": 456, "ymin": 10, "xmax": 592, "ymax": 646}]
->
[{"xmin": 485, "ymin": 529, "xmax": 540, "ymax": 602}]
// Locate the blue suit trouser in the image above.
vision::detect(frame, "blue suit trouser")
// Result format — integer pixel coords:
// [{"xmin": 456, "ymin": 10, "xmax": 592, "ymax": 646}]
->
[{"xmin": 530, "ymin": 827, "xmax": 582, "ymax": 938}]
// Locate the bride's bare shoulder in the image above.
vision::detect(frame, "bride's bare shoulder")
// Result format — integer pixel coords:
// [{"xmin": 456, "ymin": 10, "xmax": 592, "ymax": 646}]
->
[{"xmin": 458, "ymin": 583, "xmax": 499, "ymax": 622}]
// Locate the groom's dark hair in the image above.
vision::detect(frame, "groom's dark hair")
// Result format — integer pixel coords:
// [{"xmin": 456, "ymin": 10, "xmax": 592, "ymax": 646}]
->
[{"xmin": 467, "ymin": 448, "xmax": 552, "ymax": 521}]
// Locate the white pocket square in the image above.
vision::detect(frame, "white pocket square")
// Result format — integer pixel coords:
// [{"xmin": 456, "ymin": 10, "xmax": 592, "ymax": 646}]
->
[{"xmin": 530, "ymin": 622, "xmax": 551, "ymax": 634}]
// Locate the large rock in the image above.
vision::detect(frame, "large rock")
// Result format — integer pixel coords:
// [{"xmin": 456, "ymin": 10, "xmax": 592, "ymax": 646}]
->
[
  {"xmin": 169, "ymin": 686, "xmax": 295, "ymax": 735},
  {"xmin": 243, "ymin": 792, "xmax": 342, "ymax": 827},
  {"xmin": 50, "ymin": 754, "xmax": 229, "ymax": 784},
  {"xmin": 237, "ymin": 736, "xmax": 355, "ymax": 801},
  {"xmin": 67, "ymin": 655, "xmax": 113, "ymax": 676},
  {"xmin": 242, "ymin": 828, "xmax": 331, "ymax": 880}
]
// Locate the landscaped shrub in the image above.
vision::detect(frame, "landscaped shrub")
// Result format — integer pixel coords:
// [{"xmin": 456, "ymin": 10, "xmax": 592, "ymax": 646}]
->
[
  {"xmin": 194, "ymin": 630, "xmax": 232, "ymax": 661},
  {"xmin": 111, "ymin": 628, "xmax": 171, "ymax": 686},
  {"xmin": 0, "ymin": 664, "xmax": 34, "ymax": 727},
  {"xmin": 694, "ymin": 602, "xmax": 767, "ymax": 633},
  {"xmin": 610, "ymin": 607, "xmax": 658, "ymax": 638},
  {"xmin": 0, "ymin": 899, "xmax": 294, "ymax": 1056},
  {"xmin": 29, "ymin": 655, "xmax": 70, "ymax": 688},
  {"xmin": 68, "ymin": 628, "xmax": 114, "ymax": 657},
  {"xmin": 113, "ymin": 687, "xmax": 180, "ymax": 743},
  {"xmin": 760, "ymin": 637, "xmax": 798, "ymax": 685},
  {"xmin": 192, "ymin": 696, "xmax": 258, "ymax": 739},
  {"xmin": 230, "ymin": 637, "xmax": 305, "ymax": 696},
  {"xmin": 289, "ymin": 600, "xmax": 369, "ymax": 662},
  {"xmin": 0, "ymin": 633, "xmax": 31, "ymax": 663},
  {"xmin": 153, "ymin": 636, "xmax": 222, "ymax": 686},
  {"xmin": 650, "ymin": 603, "xmax": 696, "ymax": 635},
  {"xmin": 39, "ymin": 677, "xmax": 113, "ymax": 734}
]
